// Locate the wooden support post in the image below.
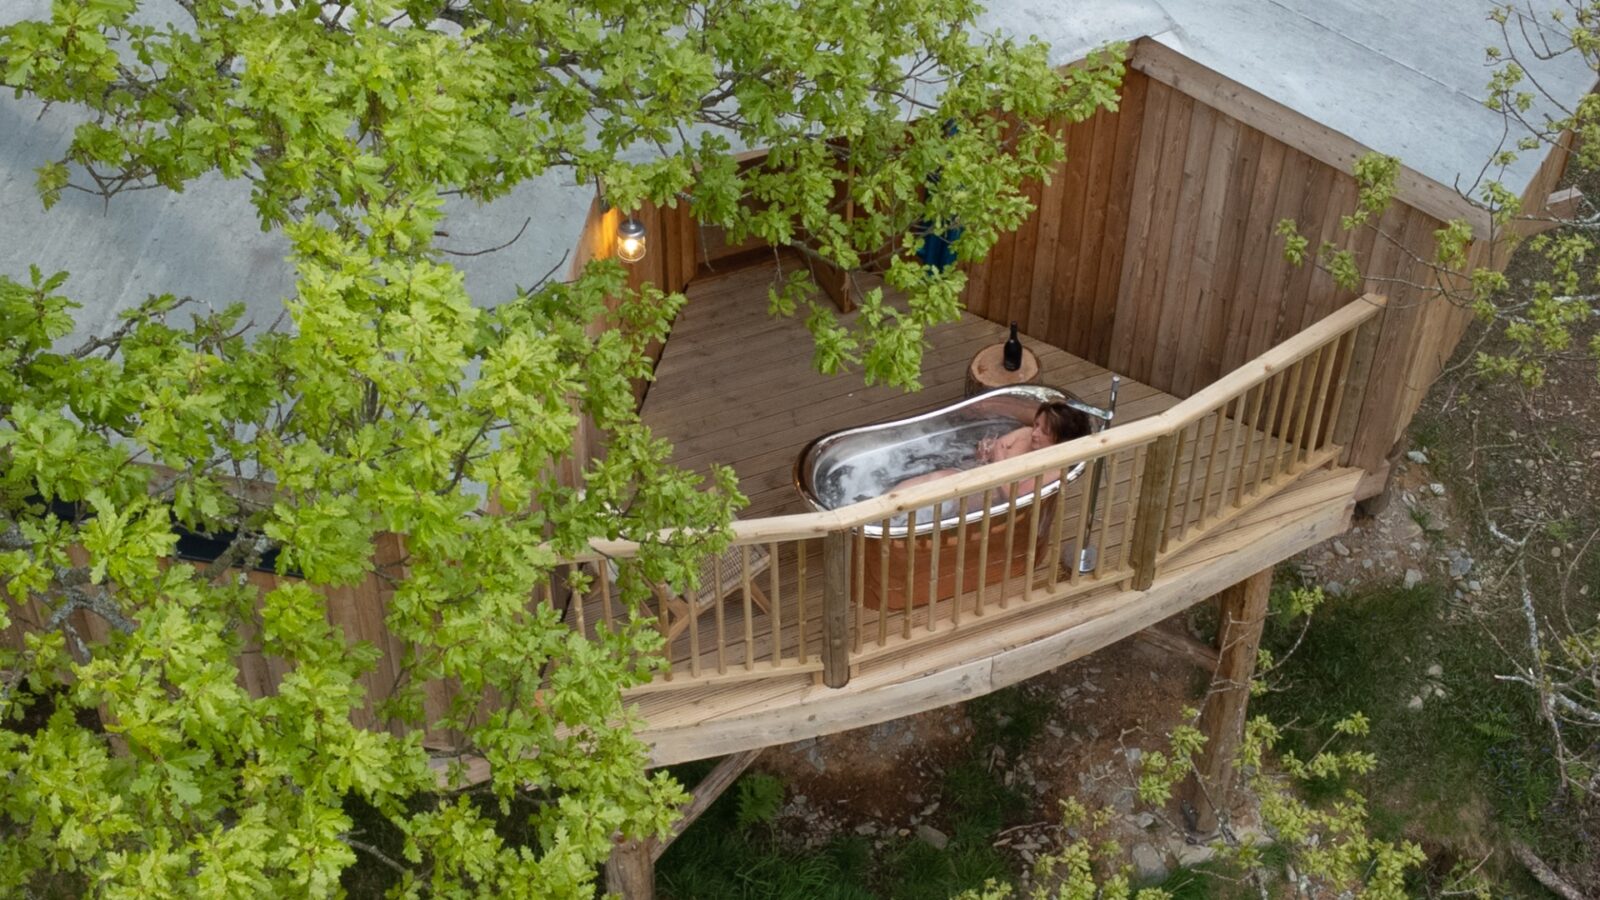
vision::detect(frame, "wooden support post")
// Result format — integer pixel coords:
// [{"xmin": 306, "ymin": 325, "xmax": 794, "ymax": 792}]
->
[
  {"xmin": 821, "ymin": 530, "xmax": 852, "ymax": 688},
  {"xmin": 1127, "ymin": 433, "xmax": 1178, "ymax": 591},
  {"xmin": 607, "ymin": 749, "xmax": 767, "ymax": 897},
  {"xmin": 1355, "ymin": 437, "xmax": 1407, "ymax": 516},
  {"xmin": 605, "ymin": 838, "xmax": 655, "ymax": 899},
  {"xmin": 651, "ymin": 749, "xmax": 764, "ymax": 862},
  {"xmin": 1184, "ymin": 569, "xmax": 1272, "ymax": 834}
]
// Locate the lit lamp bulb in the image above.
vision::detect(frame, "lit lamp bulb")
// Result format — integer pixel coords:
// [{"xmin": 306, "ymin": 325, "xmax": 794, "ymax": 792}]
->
[{"xmin": 617, "ymin": 217, "xmax": 647, "ymax": 263}]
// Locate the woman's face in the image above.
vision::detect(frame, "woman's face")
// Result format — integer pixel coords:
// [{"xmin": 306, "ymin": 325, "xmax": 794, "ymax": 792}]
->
[{"xmin": 1029, "ymin": 412, "xmax": 1054, "ymax": 451}]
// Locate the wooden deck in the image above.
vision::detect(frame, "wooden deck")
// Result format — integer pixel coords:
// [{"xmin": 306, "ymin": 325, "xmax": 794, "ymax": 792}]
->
[
  {"xmin": 640, "ymin": 261, "xmax": 1180, "ymax": 519},
  {"xmin": 638, "ymin": 464, "xmax": 1359, "ymax": 764},
  {"xmin": 559, "ymin": 261, "xmax": 1371, "ymax": 764}
]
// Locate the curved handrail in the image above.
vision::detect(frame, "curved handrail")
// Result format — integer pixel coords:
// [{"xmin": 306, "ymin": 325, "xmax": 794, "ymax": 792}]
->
[{"xmin": 574, "ymin": 293, "xmax": 1384, "ymax": 559}]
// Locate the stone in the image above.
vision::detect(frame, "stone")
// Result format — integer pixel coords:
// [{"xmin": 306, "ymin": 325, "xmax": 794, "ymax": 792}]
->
[
  {"xmin": 855, "ymin": 822, "xmax": 878, "ymax": 836},
  {"xmin": 1427, "ymin": 663, "xmax": 1443, "ymax": 678},
  {"xmin": 1406, "ymin": 450, "xmax": 1429, "ymax": 464},
  {"xmin": 805, "ymin": 747, "xmax": 827, "ymax": 773},
  {"xmin": 1332, "ymin": 540, "xmax": 1351, "ymax": 557},
  {"xmin": 1111, "ymin": 789, "xmax": 1135, "ymax": 814},
  {"xmin": 1468, "ymin": 580, "xmax": 1482, "ymax": 593},
  {"xmin": 1131, "ymin": 844, "xmax": 1170, "ymax": 882},
  {"xmin": 1326, "ymin": 581, "xmax": 1345, "ymax": 596},
  {"xmin": 1176, "ymin": 843, "xmax": 1217, "ymax": 868},
  {"xmin": 1404, "ymin": 569, "xmax": 1424, "ymax": 589},
  {"xmin": 1429, "ymin": 482, "xmax": 1447, "ymax": 496},
  {"xmin": 1133, "ymin": 811, "xmax": 1157, "ymax": 829},
  {"xmin": 916, "ymin": 824, "xmax": 950, "ymax": 850},
  {"xmin": 1125, "ymin": 747, "xmax": 1143, "ymax": 765},
  {"xmin": 1407, "ymin": 695, "xmax": 1425, "ymax": 710},
  {"xmin": 1362, "ymin": 558, "xmax": 1375, "ymax": 570},
  {"xmin": 1552, "ymin": 545, "xmax": 1563, "ymax": 558},
  {"xmin": 1448, "ymin": 555, "xmax": 1473, "ymax": 578}
]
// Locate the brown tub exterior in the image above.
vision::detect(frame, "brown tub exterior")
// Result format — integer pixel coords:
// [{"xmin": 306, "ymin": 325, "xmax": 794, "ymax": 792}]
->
[{"xmin": 859, "ymin": 493, "xmax": 1058, "ymax": 611}]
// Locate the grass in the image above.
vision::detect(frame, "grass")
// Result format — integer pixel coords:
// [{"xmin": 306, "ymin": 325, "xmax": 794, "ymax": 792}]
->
[
  {"xmin": 1250, "ymin": 571, "xmax": 1581, "ymax": 895},
  {"xmin": 655, "ymin": 683, "xmax": 1055, "ymax": 899}
]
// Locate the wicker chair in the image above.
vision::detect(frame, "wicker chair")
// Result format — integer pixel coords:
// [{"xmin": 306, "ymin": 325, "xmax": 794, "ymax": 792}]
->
[{"xmin": 654, "ymin": 542, "xmax": 772, "ymax": 642}]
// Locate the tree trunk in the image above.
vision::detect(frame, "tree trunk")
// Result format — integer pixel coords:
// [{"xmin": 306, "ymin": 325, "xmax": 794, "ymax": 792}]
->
[
  {"xmin": 1183, "ymin": 568, "xmax": 1272, "ymax": 834},
  {"xmin": 604, "ymin": 838, "xmax": 655, "ymax": 899}
]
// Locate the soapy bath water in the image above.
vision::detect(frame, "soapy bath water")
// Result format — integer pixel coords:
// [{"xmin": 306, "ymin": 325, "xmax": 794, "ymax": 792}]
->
[{"xmin": 811, "ymin": 416, "xmax": 1033, "ymax": 528}]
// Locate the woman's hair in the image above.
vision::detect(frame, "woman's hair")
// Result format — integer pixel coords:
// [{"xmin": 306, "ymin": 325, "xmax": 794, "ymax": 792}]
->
[{"xmin": 1035, "ymin": 400, "xmax": 1093, "ymax": 443}]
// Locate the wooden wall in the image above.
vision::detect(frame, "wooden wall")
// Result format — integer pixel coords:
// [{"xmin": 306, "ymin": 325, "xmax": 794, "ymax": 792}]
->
[
  {"xmin": 957, "ymin": 54, "xmax": 1552, "ymax": 481},
  {"xmin": 960, "ymin": 73, "xmax": 1145, "ymax": 365}
]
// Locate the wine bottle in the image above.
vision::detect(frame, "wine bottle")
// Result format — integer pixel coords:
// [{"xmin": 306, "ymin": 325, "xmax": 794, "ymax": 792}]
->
[{"xmin": 1002, "ymin": 322, "xmax": 1023, "ymax": 371}]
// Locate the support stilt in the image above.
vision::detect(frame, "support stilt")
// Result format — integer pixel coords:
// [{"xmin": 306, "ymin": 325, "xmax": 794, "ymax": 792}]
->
[
  {"xmin": 603, "ymin": 748, "xmax": 765, "ymax": 898},
  {"xmin": 1183, "ymin": 568, "xmax": 1272, "ymax": 834},
  {"xmin": 604, "ymin": 839, "xmax": 655, "ymax": 899}
]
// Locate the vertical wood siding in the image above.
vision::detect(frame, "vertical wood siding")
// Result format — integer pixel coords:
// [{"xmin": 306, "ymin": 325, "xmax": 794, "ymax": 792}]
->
[{"xmin": 957, "ymin": 69, "xmax": 1496, "ymax": 476}]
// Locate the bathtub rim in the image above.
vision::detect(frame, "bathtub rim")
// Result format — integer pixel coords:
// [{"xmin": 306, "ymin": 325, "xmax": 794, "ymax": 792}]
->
[{"xmin": 793, "ymin": 384, "xmax": 1112, "ymax": 540}]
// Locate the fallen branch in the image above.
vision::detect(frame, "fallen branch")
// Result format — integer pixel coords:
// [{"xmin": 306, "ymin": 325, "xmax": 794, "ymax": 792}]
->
[{"xmin": 1509, "ymin": 843, "xmax": 1585, "ymax": 900}]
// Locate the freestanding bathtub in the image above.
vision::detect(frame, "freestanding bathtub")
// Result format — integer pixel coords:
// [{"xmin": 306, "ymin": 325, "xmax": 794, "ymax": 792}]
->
[{"xmin": 794, "ymin": 385, "xmax": 1110, "ymax": 610}]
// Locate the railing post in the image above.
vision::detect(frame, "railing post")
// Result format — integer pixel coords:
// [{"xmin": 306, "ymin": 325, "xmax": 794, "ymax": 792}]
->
[
  {"xmin": 821, "ymin": 530, "xmax": 852, "ymax": 688},
  {"xmin": 1127, "ymin": 432, "xmax": 1178, "ymax": 591}
]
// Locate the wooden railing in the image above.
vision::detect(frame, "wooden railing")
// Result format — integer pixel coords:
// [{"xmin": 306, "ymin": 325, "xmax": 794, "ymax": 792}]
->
[{"xmin": 566, "ymin": 295, "xmax": 1385, "ymax": 691}]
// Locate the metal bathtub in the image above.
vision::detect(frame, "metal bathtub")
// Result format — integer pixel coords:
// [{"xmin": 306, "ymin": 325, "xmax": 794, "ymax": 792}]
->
[{"xmin": 794, "ymin": 385, "xmax": 1109, "ymax": 610}]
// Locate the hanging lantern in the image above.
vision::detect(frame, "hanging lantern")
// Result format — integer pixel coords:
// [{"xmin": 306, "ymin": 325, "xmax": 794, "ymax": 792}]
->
[{"xmin": 617, "ymin": 216, "xmax": 647, "ymax": 263}]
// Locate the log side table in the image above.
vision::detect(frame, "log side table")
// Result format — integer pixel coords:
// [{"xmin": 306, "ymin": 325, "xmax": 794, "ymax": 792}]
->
[{"xmin": 965, "ymin": 342, "xmax": 1041, "ymax": 397}]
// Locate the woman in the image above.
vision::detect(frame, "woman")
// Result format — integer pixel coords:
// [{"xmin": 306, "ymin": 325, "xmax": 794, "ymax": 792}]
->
[{"xmin": 892, "ymin": 400, "xmax": 1092, "ymax": 522}]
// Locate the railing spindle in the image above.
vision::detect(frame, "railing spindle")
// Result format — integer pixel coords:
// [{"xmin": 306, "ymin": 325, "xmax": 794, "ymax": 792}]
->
[
  {"xmin": 853, "ymin": 530, "xmax": 865, "ymax": 654},
  {"xmin": 1322, "ymin": 330, "xmax": 1356, "ymax": 454},
  {"xmin": 1023, "ymin": 482, "xmax": 1041, "ymax": 603},
  {"xmin": 1197, "ymin": 403, "xmax": 1228, "ymax": 527},
  {"xmin": 566, "ymin": 563, "xmax": 585, "ymax": 634},
  {"xmin": 712, "ymin": 554, "xmax": 725, "ymax": 675},
  {"xmin": 1182, "ymin": 414, "xmax": 1209, "ymax": 539},
  {"xmin": 687, "ymin": 565, "xmax": 702, "ymax": 678},
  {"xmin": 770, "ymin": 541, "xmax": 782, "ymax": 663},
  {"xmin": 928, "ymin": 518, "xmax": 942, "ymax": 629},
  {"xmin": 1266, "ymin": 359, "xmax": 1305, "ymax": 485},
  {"xmin": 1252, "ymin": 370, "xmax": 1286, "ymax": 496},
  {"xmin": 1046, "ymin": 466, "xmax": 1069, "ymax": 593},
  {"xmin": 1159, "ymin": 425, "xmax": 1189, "ymax": 554},
  {"xmin": 1068, "ymin": 462, "xmax": 1095, "ymax": 586},
  {"xmin": 598, "ymin": 559, "xmax": 613, "ymax": 631},
  {"xmin": 903, "ymin": 517, "xmax": 917, "ymax": 638},
  {"xmin": 1303, "ymin": 343, "xmax": 1340, "ymax": 463},
  {"xmin": 952, "ymin": 496, "xmax": 968, "ymax": 627},
  {"xmin": 1284, "ymin": 351, "xmax": 1320, "ymax": 474},
  {"xmin": 1091, "ymin": 451, "xmax": 1120, "ymax": 581},
  {"xmin": 878, "ymin": 518, "xmax": 891, "ymax": 647},
  {"xmin": 1234, "ymin": 382, "xmax": 1264, "ymax": 507},
  {"xmin": 1224, "ymin": 387, "xmax": 1253, "ymax": 510},
  {"xmin": 976, "ymin": 489, "xmax": 993, "ymax": 617},
  {"xmin": 1000, "ymin": 482, "xmax": 1019, "ymax": 610},
  {"xmin": 797, "ymin": 540, "xmax": 809, "ymax": 664},
  {"xmin": 741, "ymin": 546, "xmax": 755, "ymax": 671}
]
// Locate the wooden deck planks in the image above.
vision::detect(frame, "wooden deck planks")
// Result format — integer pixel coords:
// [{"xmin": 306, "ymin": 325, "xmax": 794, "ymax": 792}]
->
[{"xmin": 578, "ymin": 268, "xmax": 1346, "ymax": 690}]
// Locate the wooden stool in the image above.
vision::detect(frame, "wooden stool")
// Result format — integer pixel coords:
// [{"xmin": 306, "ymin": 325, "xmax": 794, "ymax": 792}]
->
[{"xmin": 966, "ymin": 343, "xmax": 1041, "ymax": 397}]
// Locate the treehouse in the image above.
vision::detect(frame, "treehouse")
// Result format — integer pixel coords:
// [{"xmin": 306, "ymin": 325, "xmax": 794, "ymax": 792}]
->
[
  {"xmin": 563, "ymin": 31, "xmax": 1590, "ymax": 763},
  {"xmin": 0, "ymin": 2, "xmax": 1594, "ymax": 895}
]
